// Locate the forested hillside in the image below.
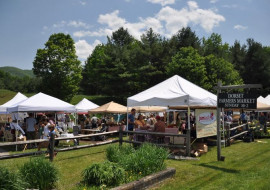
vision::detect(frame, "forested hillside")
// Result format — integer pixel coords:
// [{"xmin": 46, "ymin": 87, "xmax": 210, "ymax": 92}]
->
[{"xmin": 0, "ymin": 66, "xmax": 34, "ymax": 78}]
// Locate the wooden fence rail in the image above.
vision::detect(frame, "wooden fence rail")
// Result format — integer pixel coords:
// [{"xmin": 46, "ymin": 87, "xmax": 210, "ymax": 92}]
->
[
  {"xmin": 120, "ymin": 129, "xmax": 189, "ymax": 156},
  {"xmin": 0, "ymin": 129, "xmax": 190, "ymax": 161},
  {"xmin": 226, "ymin": 123, "xmax": 249, "ymax": 146}
]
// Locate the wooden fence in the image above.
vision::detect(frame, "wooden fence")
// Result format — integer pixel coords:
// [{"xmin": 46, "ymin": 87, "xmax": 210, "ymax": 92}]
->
[
  {"xmin": 226, "ymin": 123, "xmax": 249, "ymax": 146},
  {"xmin": 0, "ymin": 128, "xmax": 190, "ymax": 161}
]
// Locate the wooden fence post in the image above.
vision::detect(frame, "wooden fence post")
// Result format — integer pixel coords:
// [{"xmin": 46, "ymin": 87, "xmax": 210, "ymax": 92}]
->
[
  {"xmin": 119, "ymin": 125, "xmax": 123, "ymax": 146},
  {"xmin": 227, "ymin": 123, "xmax": 230, "ymax": 146},
  {"xmin": 49, "ymin": 132, "xmax": 55, "ymax": 162}
]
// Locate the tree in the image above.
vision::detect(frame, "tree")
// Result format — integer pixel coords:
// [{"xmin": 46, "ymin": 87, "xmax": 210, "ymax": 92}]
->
[
  {"xmin": 139, "ymin": 28, "xmax": 168, "ymax": 87},
  {"xmin": 82, "ymin": 44, "xmax": 107, "ymax": 95},
  {"xmin": 169, "ymin": 27, "xmax": 201, "ymax": 54},
  {"xmin": 166, "ymin": 47, "xmax": 210, "ymax": 89},
  {"xmin": 243, "ymin": 39, "xmax": 270, "ymax": 95},
  {"xmin": 202, "ymin": 33, "xmax": 230, "ymax": 60},
  {"xmin": 204, "ymin": 55, "xmax": 243, "ymax": 92},
  {"xmin": 33, "ymin": 33, "xmax": 82, "ymax": 102},
  {"xmin": 229, "ymin": 40, "xmax": 246, "ymax": 76}
]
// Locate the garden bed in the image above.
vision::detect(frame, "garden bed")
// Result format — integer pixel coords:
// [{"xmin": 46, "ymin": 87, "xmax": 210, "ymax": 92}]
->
[{"xmin": 111, "ymin": 167, "xmax": 175, "ymax": 190}]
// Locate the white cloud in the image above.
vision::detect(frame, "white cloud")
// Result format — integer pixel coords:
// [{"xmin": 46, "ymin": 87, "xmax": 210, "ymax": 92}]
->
[
  {"xmin": 147, "ymin": 0, "xmax": 175, "ymax": 6},
  {"xmin": 43, "ymin": 20, "xmax": 91, "ymax": 34},
  {"xmin": 98, "ymin": 10, "xmax": 126, "ymax": 30},
  {"xmin": 67, "ymin": 21, "xmax": 90, "ymax": 29},
  {"xmin": 75, "ymin": 40, "xmax": 101, "ymax": 60},
  {"xmin": 210, "ymin": 0, "xmax": 218, "ymax": 3},
  {"xmin": 73, "ymin": 1, "xmax": 225, "ymax": 40},
  {"xmin": 234, "ymin": 25, "xmax": 248, "ymax": 30},
  {"xmin": 157, "ymin": 1, "xmax": 225, "ymax": 34},
  {"xmin": 125, "ymin": 0, "xmax": 131, "ymax": 2},
  {"xmin": 79, "ymin": 1, "xmax": 86, "ymax": 6},
  {"xmin": 222, "ymin": 4, "xmax": 238, "ymax": 8},
  {"xmin": 53, "ymin": 21, "xmax": 67, "ymax": 28}
]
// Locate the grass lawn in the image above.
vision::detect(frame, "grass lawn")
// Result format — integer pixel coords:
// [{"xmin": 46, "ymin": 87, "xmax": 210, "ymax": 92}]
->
[
  {"xmin": 1, "ymin": 139, "xmax": 270, "ymax": 190},
  {"xmin": 0, "ymin": 89, "xmax": 35, "ymax": 105}
]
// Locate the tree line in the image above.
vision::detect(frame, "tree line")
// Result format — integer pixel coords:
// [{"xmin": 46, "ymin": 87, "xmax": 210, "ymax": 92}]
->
[
  {"xmin": 81, "ymin": 27, "xmax": 270, "ymax": 99},
  {"xmin": 0, "ymin": 70, "xmax": 40, "ymax": 93},
  {"xmin": 17, "ymin": 27, "xmax": 270, "ymax": 102}
]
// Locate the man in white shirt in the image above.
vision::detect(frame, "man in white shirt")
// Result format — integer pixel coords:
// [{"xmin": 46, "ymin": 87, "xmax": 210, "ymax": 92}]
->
[{"xmin": 26, "ymin": 113, "xmax": 37, "ymax": 140}]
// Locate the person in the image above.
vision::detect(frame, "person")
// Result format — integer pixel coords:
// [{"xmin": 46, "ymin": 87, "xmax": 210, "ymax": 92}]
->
[
  {"xmin": 135, "ymin": 114, "xmax": 148, "ymax": 130},
  {"xmin": 153, "ymin": 115, "xmax": 166, "ymax": 143},
  {"xmin": 128, "ymin": 108, "xmax": 136, "ymax": 140},
  {"xmin": 45, "ymin": 124, "xmax": 58, "ymax": 157},
  {"xmin": 259, "ymin": 112, "xmax": 267, "ymax": 133},
  {"xmin": 147, "ymin": 114, "xmax": 156, "ymax": 128},
  {"xmin": 240, "ymin": 112, "xmax": 247, "ymax": 124},
  {"xmin": 25, "ymin": 113, "xmax": 37, "ymax": 140},
  {"xmin": 91, "ymin": 114, "xmax": 98, "ymax": 128},
  {"xmin": 227, "ymin": 114, "xmax": 233, "ymax": 122}
]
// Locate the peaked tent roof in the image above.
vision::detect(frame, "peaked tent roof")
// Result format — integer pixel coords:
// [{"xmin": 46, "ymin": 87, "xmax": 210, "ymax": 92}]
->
[
  {"xmin": 256, "ymin": 96, "xmax": 270, "ymax": 110},
  {"xmin": 0, "ymin": 92, "xmax": 28, "ymax": 114},
  {"xmin": 127, "ymin": 75, "xmax": 217, "ymax": 108},
  {"xmin": 75, "ymin": 98, "xmax": 99, "ymax": 112},
  {"xmin": 89, "ymin": 101, "xmax": 127, "ymax": 114},
  {"xmin": 7, "ymin": 92, "xmax": 76, "ymax": 113}
]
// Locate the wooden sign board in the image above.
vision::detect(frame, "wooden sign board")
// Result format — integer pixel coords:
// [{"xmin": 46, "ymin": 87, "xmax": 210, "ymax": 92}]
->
[{"xmin": 218, "ymin": 93, "xmax": 257, "ymax": 109}]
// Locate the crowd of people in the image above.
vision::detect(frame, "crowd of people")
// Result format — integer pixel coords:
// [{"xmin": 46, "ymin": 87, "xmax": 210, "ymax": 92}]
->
[{"xmin": 127, "ymin": 108, "xmax": 196, "ymax": 143}]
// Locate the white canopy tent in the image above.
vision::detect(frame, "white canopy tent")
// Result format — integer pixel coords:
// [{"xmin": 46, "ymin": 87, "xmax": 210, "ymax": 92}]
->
[
  {"xmin": 0, "ymin": 92, "xmax": 28, "ymax": 114},
  {"xmin": 127, "ymin": 75, "xmax": 217, "ymax": 156},
  {"xmin": 7, "ymin": 92, "xmax": 76, "ymax": 113},
  {"xmin": 75, "ymin": 98, "xmax": 99, "ymax": 113},
  {"xmin": 127, "ymin": 75, "xmax": 217, "ymax": 108},
  {"xmin": 255, "ymin": 96, "xmax": 270, "ymax": 111}
]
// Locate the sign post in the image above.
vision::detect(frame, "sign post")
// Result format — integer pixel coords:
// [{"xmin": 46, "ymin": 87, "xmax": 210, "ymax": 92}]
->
[{"xmin": 216, "ymin": 82, "xmax": 262, "ymax": 161}]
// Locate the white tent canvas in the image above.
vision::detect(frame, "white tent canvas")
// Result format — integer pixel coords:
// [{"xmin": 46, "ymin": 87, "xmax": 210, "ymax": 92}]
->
[
  {"xmin": 7, "ymin": 92, "xmax": 76, "ymax": 113},
  {"xmin": 0, "ymin": 92, "xmax": 28, "ymax": 114},
  {"xmin": 75, "ymin": 98, "xmax": 99, "ymax": 113},
  {"xmin": 257, "ymin": 96, "xmax": 269, "ymax": 105},
  {"xmin": 128, "ymin": 75, "xmax": 217, "ymax": 108}
]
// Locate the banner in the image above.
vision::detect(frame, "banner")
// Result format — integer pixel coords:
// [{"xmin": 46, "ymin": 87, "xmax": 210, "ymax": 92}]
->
[{"xmin": 195, "ymin": 109, "xmax": 217, "ymax": 138}]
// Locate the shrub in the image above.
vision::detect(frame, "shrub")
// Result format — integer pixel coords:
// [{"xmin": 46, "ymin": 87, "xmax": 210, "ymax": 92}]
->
[
  {"xmin": 0, "ymin": 166, "xmax": 28, "ymax": 190},
  {"xmin": 82, "ymin": 161, "xmax": 125, "ymax": 187},
  {"xmin": 106, "ymin": 144, "xmax": 135, "ymax": 163},
  {"xmin": 120, "ymin": 143, "xmax": 169, "ymax": 176},
  {"xmin": 19, "ymin": 157, "xmax": 59, "ymax": 190}
]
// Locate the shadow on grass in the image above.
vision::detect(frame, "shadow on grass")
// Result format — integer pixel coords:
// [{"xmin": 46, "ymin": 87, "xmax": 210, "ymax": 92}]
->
[{"xmin": 197, "ymin": 163, "xmax": 240, "ymax": 174}]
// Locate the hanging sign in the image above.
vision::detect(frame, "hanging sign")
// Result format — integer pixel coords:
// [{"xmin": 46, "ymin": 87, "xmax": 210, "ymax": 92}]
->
[
  {"xmin": 218, "ymin": 93, "xmax": 257, "ymax": 109},
  {"xmin": 195, "ymin": 109, "xmax": 217, "ymax": 138}
]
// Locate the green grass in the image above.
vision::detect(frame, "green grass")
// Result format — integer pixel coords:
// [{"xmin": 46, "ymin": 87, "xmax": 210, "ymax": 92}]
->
[
  {"xmin": 0, "ymin": 89, "xmax": 35, "ymax": 105},
  {"xmin": 1, "ymin": 140, "xmax": 270, "ymax": 189},
  {"xmin": 158, "ymin": 140, "xmax": 270, "ymax": 190}
]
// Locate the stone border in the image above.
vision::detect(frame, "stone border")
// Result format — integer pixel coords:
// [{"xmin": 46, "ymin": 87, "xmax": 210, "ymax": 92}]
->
[{"xmin": 111, "ymin": 168, "xmax": 176, "ymax": 190}]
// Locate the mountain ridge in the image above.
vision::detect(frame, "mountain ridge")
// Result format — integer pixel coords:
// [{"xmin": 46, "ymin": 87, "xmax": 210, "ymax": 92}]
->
[{"xmin": 0, "ymin": 66, "xmax": 34, "ymax": 78}]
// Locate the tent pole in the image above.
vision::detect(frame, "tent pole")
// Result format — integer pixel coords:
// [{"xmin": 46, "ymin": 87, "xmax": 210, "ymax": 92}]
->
[
  {"xmin": 16, "ymin": 111, "xmax": 18, "ymax": 151},
  {"xmin": 187, "ymin": 97, "xmax": 191, "ymax": 157},
  {"xmin": 222, "ymin": 108, "xmax": 225, "ymax": 147}
]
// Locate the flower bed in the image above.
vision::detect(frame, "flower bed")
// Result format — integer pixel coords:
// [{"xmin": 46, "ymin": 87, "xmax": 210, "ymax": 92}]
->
[{"xmin": 81, "ymin": 143, "xmax": 170, "ymax": 189}]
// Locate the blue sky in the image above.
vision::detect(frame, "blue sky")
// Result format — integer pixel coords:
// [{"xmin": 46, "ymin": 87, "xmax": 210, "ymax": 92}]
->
[{"xmin": 0, "ymin": 0, "xmax": 269, "ymax": 70}]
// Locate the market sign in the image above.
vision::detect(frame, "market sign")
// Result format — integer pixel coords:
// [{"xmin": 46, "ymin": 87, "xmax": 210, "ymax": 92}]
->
[
  {"xmin": 218, "ymin": 93, "xmax": 257, "ymax": 109},
  {"xmin": 195, "ymin": 109, "xmax": 217, "ymax": 138}
]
